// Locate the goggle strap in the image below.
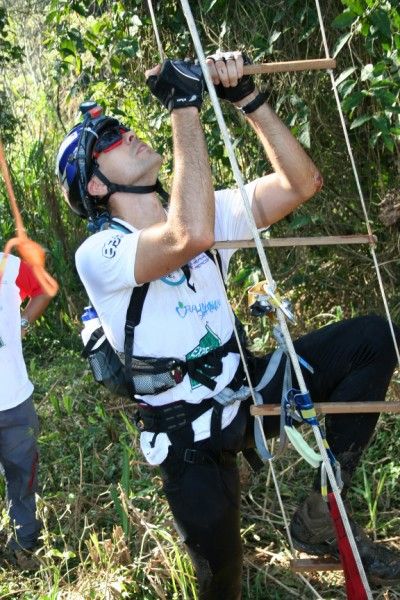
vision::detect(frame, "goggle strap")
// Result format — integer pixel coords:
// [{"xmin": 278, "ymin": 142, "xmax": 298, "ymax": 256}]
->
[{"xmin": 155, "ymin": 179, "xmax": 170, "ymax": 202}]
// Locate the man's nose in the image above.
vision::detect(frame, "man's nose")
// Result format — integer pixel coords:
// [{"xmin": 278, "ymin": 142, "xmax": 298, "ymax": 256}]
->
[{"xmin": 124, "ymin": 131, "xmax": 138, "ymax": 144}]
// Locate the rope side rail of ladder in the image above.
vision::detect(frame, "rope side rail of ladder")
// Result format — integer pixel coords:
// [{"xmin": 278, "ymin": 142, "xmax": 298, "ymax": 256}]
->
[{"xmin": 313, "ymin": 0, "xmax": 400, "ymax": 369}]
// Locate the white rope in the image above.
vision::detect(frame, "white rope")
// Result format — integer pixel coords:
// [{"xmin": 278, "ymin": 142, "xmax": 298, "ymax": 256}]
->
[
  {"xmin": 209, "ymin": 251, "xmax": 271, "ymax": 456},
  {"xmin": 146, "ymin": 0, "xmax": 165, "ymax": 61},
  {"xmin": 314, "ymin": 0, "xmax": 400, "ymax": 368},
  {"xmin": 179, "ymin": 1, "xmax": 372, "ymax": 597}
]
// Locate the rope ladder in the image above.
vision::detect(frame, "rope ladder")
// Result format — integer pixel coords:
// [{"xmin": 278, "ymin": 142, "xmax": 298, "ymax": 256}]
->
[{"xmin": 147, "ymin": 0, "xmax": 400, "ymax": 596}]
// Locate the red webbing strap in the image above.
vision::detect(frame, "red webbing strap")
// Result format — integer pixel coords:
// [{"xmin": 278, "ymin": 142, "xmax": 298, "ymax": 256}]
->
[
  {"xmin": 0, "ymin": 137, "xmax": 58, "ymax": 297},
  {"xmin": 328, "ymin": 491, "xmax": 368, "ymax": 600}
]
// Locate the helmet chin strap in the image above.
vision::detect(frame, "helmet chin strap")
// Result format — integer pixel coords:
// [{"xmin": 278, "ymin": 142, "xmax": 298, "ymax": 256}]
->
[{"xmin": 93, "ymin": 167, "xmax": 169, "ymax": 203}]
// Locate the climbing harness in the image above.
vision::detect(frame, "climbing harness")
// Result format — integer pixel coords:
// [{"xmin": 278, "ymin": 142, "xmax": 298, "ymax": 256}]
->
[{"xmin": 82, "ymin": 223, "xmax": 244, "ymax": 398}]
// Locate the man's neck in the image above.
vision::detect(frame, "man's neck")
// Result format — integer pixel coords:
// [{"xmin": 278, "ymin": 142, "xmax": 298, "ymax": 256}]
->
[{"xmin": 109, "ymin": 191, "xmax": 167, "ymax": 229}]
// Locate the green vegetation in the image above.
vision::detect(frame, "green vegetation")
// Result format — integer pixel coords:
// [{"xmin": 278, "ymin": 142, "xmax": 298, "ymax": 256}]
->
[{"xmin": 0, "ymin": 0, "xmax": 399, "ymax": 597}]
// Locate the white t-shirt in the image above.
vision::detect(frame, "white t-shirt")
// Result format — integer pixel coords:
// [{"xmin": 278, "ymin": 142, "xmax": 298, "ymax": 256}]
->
[
  {"xmin": 0, "ymin": 254, "xmax": 34, "ymax": 410},
  {"xmin": 76, "ymin": 180, "xmax": 260, "ymax": 463}
]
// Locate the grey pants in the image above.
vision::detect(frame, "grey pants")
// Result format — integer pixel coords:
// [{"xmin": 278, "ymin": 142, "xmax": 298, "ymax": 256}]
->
[{"xmin": 0, "ymin": 396, "xmax": 40, "ymax": 550}]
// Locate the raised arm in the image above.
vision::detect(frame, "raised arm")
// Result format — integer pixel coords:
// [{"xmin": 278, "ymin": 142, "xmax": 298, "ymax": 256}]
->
[
  {"xmin": 17, "ymin": 261, "xmax": 53, "ymax": 336},
  {"xmin": 134, "ymin": 108, "xmax": 215, "ymax": 284},
  {"xmin": 22, "ymin": 293, "xmax": 52, "ymax": 325},
  {"xmin": 133, "ymin": 60, "xmax": 215, "ymax": 285},
  {"xmin": 207, "ymin": 51, "xmax": 323, "ymax": 229},
  {"xmin": 234, "ymin": 92, "xmax": 323, "ymax": 228}
]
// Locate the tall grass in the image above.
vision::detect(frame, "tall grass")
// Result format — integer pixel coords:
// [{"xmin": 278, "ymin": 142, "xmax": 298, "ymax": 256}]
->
[{"xmin": 0, "ymin": 348, "xmax": 399, "ymax": 599}]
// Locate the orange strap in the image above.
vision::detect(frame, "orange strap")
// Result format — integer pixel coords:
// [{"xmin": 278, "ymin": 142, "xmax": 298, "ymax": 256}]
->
[{"xmin": 0, "ymin": 137, "xmax": 58, "ymax": 297}]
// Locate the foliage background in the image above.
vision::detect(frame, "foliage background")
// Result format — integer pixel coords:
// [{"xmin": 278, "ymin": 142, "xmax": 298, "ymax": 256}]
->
[{"xmin": 0, "ymin": 0, "xmax": 399, "ymax": 598}]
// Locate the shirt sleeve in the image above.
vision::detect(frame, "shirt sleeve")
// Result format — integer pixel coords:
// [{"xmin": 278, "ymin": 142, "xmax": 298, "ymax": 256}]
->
[
  {"xmin": 16, "ymin": 261, "xmax": 44, "ymax": 301},
  {"xmin": 75, "ymin": 229, "xmax": 141, "ymax": 298},
  {"xmin": 214, "ymin": 178, "xmax": 261, "ymax": 277}
]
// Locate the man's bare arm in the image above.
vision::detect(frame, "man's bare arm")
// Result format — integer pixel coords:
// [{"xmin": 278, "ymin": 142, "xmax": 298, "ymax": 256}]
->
[
  {"xmin": 206, "ymin": 52, "xmax": 322, "ymax": 229},
  {"xmin": 135, "ymin": 61, "xmax": 215, "ymax": 284},
  {"xmin": 235, "ymin": 91, "xmax": 323, "ymax": 228}
]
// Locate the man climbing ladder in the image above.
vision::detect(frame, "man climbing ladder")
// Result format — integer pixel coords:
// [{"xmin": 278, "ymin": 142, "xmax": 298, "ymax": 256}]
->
[{"xmin": 56, "ymin": 52, "xmax": 400, "ymax": 599}]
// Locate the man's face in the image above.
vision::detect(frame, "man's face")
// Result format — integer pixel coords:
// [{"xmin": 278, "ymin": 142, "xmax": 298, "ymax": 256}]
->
[{"xmin": 94, "ymin": 129, "xmax": 163, "ymax": 187}]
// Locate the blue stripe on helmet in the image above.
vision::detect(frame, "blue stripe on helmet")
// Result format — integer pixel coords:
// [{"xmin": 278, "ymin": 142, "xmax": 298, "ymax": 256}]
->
[{"xmin": 57, "ymin": 125, "xmax": 82, "ymax": 179}]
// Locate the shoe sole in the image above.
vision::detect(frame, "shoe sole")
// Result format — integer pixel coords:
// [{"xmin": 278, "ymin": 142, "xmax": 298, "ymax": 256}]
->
[
  {"xmin": 292, "ymin": 535, "xmax": 400, "ymax": 587},
  {"xmin": 292, "ymin": 535, "xmax": 339, "ymax": 559}
]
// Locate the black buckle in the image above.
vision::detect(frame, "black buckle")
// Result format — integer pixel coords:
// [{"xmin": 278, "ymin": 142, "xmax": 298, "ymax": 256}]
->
[
  {"xmin": 183, "ymin": 448, "xmax": 230, "ymax": 466},
  {"xmin": 183, "ymin": 449, "xmax": 198, "ymax": 464},
  {"xmin": 132, "ymin": 410, "xmax": 145, "ymax": 431}
]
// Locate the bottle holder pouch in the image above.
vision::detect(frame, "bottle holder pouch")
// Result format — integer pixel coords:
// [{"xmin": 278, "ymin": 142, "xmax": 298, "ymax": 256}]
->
[
  {"xmin": 83, "ymin": 327, "xmax": 184, "ymax": 397},
  {"xmin": 84, "ymin": 328, "xmax": 130, "ymax": 396}
]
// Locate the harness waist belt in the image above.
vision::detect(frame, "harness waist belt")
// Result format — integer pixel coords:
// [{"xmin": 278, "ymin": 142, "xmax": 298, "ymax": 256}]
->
[
  {"xmin": 136, "ymin": 399, "xmax": 214, "ymax": 433},
  {"xmin": 118, "ymin": 331, "xmax": 240, "ymax": 392}
]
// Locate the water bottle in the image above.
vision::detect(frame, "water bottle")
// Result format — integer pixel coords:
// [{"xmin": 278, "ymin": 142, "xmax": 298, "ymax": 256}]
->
[{"xmin": 81, "ymin": 306, "xmax": 101, "ymax": 346}]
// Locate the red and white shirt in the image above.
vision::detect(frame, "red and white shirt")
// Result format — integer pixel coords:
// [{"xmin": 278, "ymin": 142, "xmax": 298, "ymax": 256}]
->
[{"xmin": 0, "ymin": 253, "xmax": 43, "ymax": 410}]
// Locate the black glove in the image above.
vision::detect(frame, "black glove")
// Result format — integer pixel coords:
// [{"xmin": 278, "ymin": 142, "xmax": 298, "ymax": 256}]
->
[
  {"xmin": 146, "ymin": 59, "xmax": 205, "ymax": 112},
  {"xmin": 214, "ymin": 53, "xmax": 255, "ymax": 103}
]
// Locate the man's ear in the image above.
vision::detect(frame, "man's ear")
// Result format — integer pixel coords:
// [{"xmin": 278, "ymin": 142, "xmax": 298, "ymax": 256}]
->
[{"xmin": 87, "ymin": 176, "xmax": 108, "ymax": 197}]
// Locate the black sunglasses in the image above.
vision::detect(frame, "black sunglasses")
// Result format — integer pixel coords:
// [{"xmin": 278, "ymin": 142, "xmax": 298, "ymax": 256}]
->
[{"xmin": 92, "ymin": 125, "xmax": 129, "ymax": 158}]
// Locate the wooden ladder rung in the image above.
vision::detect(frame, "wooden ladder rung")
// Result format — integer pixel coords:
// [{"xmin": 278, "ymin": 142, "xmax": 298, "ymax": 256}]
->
[
  {"xmin": 213, "ymin": 234, "xmax": 376, "ymax": 250},
  {"xmin": 243, "ymin": 58, "xmax": 336, "ymax": 75},
  {"xmin": 251, "ymin": 401, "xmax": 400, "ymax": 417},
  {"xmin": 291, "ymin": 557, "xmax": 342, "ymax": 572}
]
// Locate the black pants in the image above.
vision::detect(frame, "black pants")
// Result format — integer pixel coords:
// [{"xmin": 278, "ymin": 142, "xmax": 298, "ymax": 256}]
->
[{"xmin": 159, "ymin": 315, "xmax": 399, "ymax": 600}]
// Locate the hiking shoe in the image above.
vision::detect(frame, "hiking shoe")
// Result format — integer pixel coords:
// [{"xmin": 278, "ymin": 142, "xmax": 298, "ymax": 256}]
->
[
  {"xmin": 0, "ymin": 547, "xmax": 40, "ymax": 572},
  {"xmin": 13, "ymin": 548, "xmax": 40, "ymax": 571},
  {"xmin": 290, "ymin": 491, "xmax": 400, "ymax": 585}
]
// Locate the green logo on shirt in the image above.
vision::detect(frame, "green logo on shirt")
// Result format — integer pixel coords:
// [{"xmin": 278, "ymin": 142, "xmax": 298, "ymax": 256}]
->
[{"xmin": 186, "ymin": 325, "xmax": 221, "ymax": 389}]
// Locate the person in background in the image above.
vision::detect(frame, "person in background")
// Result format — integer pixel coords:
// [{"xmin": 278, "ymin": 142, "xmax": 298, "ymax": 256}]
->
[{"xmin": 0, "ymin": 252, "xmax": 52, "ymax": 569}]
